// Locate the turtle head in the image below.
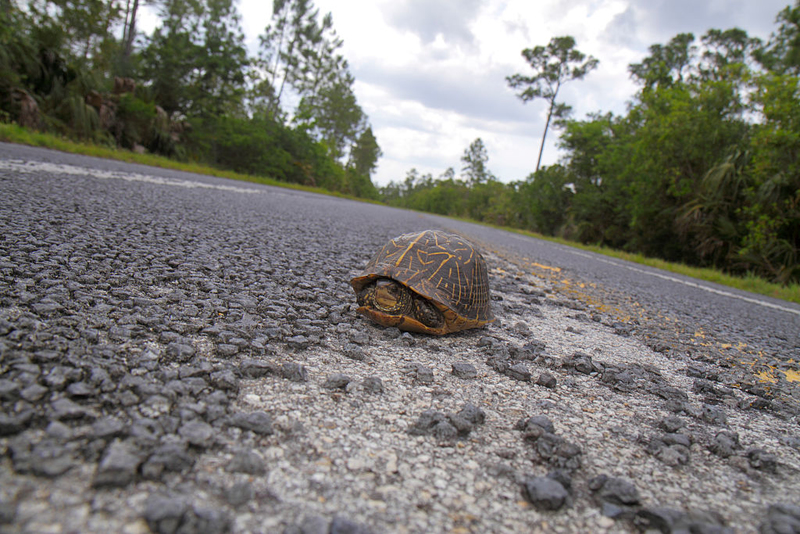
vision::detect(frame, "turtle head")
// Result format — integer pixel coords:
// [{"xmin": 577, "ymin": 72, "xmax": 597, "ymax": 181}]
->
[
  {"xmin": 357, "ymin": 278, "xmax": 444, "ymax": 330},
  {"xmin": 358, "ymin": 278, "xmax": 413, "ymax": 315}
]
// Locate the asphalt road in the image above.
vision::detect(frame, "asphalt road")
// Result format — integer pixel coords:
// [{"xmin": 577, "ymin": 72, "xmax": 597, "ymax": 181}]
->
[
  {"xmin": 435, "ymin": 217, "xmax": 800, "ymax": 358},
  {"xmin": 1, "ymin": 142, "xmax": 799, "ymax": 533},
  {"xmin": 3, "ymin": 141, "xmax": 798, "ymax": 363}
]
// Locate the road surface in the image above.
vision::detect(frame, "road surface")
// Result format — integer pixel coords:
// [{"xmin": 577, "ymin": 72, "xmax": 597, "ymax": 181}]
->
[{"xmin": 1, "ymin": 142, "xmax": 798, "ymax": 533}]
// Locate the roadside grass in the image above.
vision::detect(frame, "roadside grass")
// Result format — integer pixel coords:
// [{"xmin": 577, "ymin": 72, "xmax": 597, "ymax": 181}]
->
[
  {"xmin": 0, "ymin": 123, "xmax": 376, "ymax": 202},
  {"xmin": 2, "ymin": 123, "xmax": 798, "ymax": 305},
  {"xmin": 508, "ymin": 227, "xmax": 800, "ymax": 306}
]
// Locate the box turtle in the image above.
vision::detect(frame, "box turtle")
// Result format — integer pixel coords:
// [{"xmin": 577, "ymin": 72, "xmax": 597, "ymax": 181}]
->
[{"xmin": 350, "ymin": 230, "xmax": 494, "ymax": 335}]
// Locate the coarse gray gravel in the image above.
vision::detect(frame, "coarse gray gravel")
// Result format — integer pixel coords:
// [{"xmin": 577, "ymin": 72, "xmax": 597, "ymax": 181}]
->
[{"xmin": 1, "ymin": 143, "xmax": 799, "ymax": 533}]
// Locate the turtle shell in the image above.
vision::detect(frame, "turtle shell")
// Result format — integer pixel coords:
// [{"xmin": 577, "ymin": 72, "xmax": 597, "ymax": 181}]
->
[{"xmin": 350, "ymin": 230, "xmax": 494, "ymax": 334}]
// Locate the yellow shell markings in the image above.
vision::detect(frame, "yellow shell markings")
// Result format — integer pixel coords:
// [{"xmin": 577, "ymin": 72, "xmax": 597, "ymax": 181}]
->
[
  {"xmin": 415, "ymin": 238, "xmax": 469, "ymax": 309},
  {"xmin": 391, "ymin": 232, "xmax": 426, "ymax": 268}
]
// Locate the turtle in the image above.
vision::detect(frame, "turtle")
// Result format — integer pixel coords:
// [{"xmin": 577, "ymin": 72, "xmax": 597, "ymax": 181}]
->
[{"xmin": 350, "ymin": 230, "xmax": 494, "ymax": 335}]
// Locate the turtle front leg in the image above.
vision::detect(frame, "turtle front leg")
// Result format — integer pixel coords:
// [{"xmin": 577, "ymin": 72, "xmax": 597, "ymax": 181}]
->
[{"xmin": 413, "ymin": 297, "xmax": 444, "ymax": 328}]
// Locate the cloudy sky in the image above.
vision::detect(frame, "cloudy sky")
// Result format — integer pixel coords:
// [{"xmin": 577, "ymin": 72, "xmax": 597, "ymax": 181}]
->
[{"xmin": 229, "ymin": 0, "xmax": 791, "ymax": 186}]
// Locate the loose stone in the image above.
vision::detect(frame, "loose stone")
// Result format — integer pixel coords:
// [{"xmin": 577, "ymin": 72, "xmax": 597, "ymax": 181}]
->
[
  {"xmin": 93, "ymin": 440, "xmax": 142, "ymax": 488},
  {"xmin": 747, "ymin": 448, "xmax": 778, "ymax": 473},
  {"xmin": 229, "ymin": 411, "xmax": 274, "ymax": 435},
  {"xmin": 701, "ymin": 404, "xmax": 728, "ymax": 425},
  {"xmin": 528, "ymin": 432, "xmax": 582, "ymax": 470},
  {"xmin": 451, "ymin": 362, "xmax": 478, "ymax": 379},
  {"xmin": 403, "ymin": 363, "xmax": 434, "ymax": 384},
  {"xmin": 457, "ymin": 403, "xmax": 486, "ymax": 425},
  {"xmin": 224, "ymin": 482, "xmax": 254, "ymax": 507},
  {"xmin": 164, "ymin": 342, "xmax": 196, "ymax": 363},
  {"xmin": 431, "ymin": 420, "xmax": 458, "ymax": 441},
  {"xmin": 408, "ymin": 406, "xmax": 484, "ymax": 441},
  {"xmin": 19, "ymin": 383, "xmax": 48, "ymax": 402},
  {"xmin": 521, "ymin": 477, "xmax": 568, "ymax": 511},
  {"xmin": 226, "ymin": 450, "xmax": 265, "ymax": 475},
  {"xmin": 634, "ymin": 507, "xmax": 733, "ymax": 533},
  {"xmin": 563, "ymin": 352, "xmax": 599, "ymax": 374},
  {"xmin": 51, "ymin": 397, "xmax": 94, "ymax": 420},
  {"xmin": 589, "ymin": 475, "xmax": 641, "ymax": 507},
  {"xmin": 323, "ymin": 373, "xmax": 352, "ymax": 389},
  {"xmin": 709, "ymin": 431, "xmax": 740, "ymax": 458},
  {"xmin": 657, "ymin": 444, "xmax": 691, "ymax": 466},
  {"xmin": 760, "ymin": 504, "xmax": 800, "ymax": 534},
  {"xmin": 284, "ymin": 515, "xmax": 329, "ymax": 534},
  {"xmin": 178, "ymin": 420, "xmax": 215, "ymax": 448},
  {"xmin": 45, "ymin": 420, "xmax": 72, "ymax": 440},
  {"xmin": 0, "ymin": 411, "xmax": 34, "ymax": 436},
  {"xmin": 66, "ymin": 381, "xmax": 95, "ymax": 398},
  {"xmin": 342, "ymin": 343, "xmax": 366, "ymax": 361},
  {"xmin": 399, "ymin": 332, "xmax": 415, "ymax": 346},
  {"xmin": 0, "ymin": 379, "xmax": 20, "ymax": 400},
  {"xmin": 241, "ymin": 359, "xmax": 279, "ymax": 378},
  {"xmin": 286, "ymin": 335, "xmax": 309, "ymax": 350},
  {"xmin": 660, "ymin": 415, "xmax": 686, "ymax": 433},
  {"xmin": 144, "ymin": 495, "xmax": 190, "ymax": 534},
  {"xmin": 662, "ymin": 433, "xmax": 692, "ymax": 448},
  {"xmin": 0, "ymin": 499, "xmax": 16, "ymax": 525},
  {"xmin": 507, "ymin": 363, "xmax": 532, "ymax": 382},
  {"xmin": 280, "ymin": 362, "xmax": 308, "ymax": 382},
  {"xmin": 210, "ymin": 370, "xmax": 238, "ymax": 392},
  {"xmin": 329, "ymin": 515, "xmax": 373, "ymax": 534},
  {"xmin": 536, "ymin": 373, "xmax": 557, "ymax": 389},
  {"xmin": 361, "ymin": 377, "xmax": 384, "ymax": 394},
  {"xmin": 515, "ymin": 415, "xmax": 556, "ymax": 434}
]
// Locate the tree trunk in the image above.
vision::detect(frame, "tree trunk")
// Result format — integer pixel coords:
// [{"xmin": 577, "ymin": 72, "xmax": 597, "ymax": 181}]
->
[
  {"xmin": 122, "ymin": 0, "xmax": 132, "ymax": 46},
  {"xmin": 121, "ymin": 0, "xmax": 139, "ymax": 64},
  {"xmin": 536, "ymin": 81, "xmax": 560, "ymax": 173},
  {"xmin": 536, "ymin": 100, "xmax": 553, "ymax": 173}
]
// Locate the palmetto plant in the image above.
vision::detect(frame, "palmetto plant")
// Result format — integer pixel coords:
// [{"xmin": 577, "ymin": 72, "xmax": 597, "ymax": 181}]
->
[{"xmin": 677, "ymin": 149, "xmax": 750, "ymax": 267}]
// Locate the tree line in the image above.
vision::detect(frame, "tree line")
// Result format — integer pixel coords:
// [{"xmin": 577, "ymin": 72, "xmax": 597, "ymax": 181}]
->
[
  {"xmin": 0, "ymin": 0, "xmax": 381, "ymax": 198},
  {"xmin": 383, "ymin": 3, "xmax": 800, "ymax": 284}
]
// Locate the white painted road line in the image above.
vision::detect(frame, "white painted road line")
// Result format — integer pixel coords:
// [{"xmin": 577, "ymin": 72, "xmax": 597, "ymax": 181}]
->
[
  {"xmin": 505, "ymin": 231, "xmax": 800, "ymax": 317},
  {"xmin": 566, "ymin": 248, "xmax": 800, "ymax": 317},
  {"xmin": 0, "ymin": 159, "xmax": 264, "ymax": 195}
]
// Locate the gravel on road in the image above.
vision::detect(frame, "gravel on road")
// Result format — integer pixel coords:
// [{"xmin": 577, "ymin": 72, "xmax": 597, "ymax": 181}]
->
[{"xmin": 1, "ymin": 146, "xmax": 799, "ymax": 533}]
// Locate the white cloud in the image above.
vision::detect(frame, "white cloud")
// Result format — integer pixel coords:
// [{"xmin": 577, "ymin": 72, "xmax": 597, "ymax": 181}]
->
[
  {"xmin": 143, "ymin": 0, "xmax": 794, "ymax": 186},
  {"xmin": 382, "ymin": 0, "xmax": 484, "ymax": 47},
  {"xmin": 323, "ymin": 0, "xmax": 789, "ymax": 186}
]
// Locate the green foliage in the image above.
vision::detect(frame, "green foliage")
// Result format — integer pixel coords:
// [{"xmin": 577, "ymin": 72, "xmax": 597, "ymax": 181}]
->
[
  {"xmin": 255, "ymin": 0, "xmax": 319, "ymax": 119},
  {"xmin": 139, "ymin": 0, "xmax": 248, "ymax": 118},
  {"xmin": 296, "ymin": 78, "xmax": 364, "ymax": 160},
  {"xmin": 180, "ymin": 113, "xmax": 377, "ymax": 198},
  {"xmin": 113, "ymin": 93, "xmax": 150, "ymax": 147},
  {"xmin": 629, "ymin": 33, "xmax": 696, "ymax": 90},
  {"xmin": 516, "ymin": 165, "xmax": 573, "ymax": 236},
  {"xmin": 349, "ymin": 126, "xmax": 381, "ymax": 178},
  {"xmin": 257, "ymin": 1, "xmax": 367, "ymax": 162},
  {"xmin": 738, "ymin": 73, "xmax": 800, "ymax": 282},
  {"xmin": 0, "ymin": 0, "xmax": 379, "ymax": 200},
  {"xmin": 754, "ymin": 2, "xmax": 800, "ymax": 75},
  {"xmin": 385, "ymin": 7, "xmax": 800, "ymax": 284},
  {"xmin": 552, "ymin": 23, "xmax": 800, "ymax": 281},
  {"xmin": 0, "ymin": 2, "xmax": 37, "ymax": 99},
  {"xmin": 461, "ymin": 138, "xmax": 492, "ymax": 185}
]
